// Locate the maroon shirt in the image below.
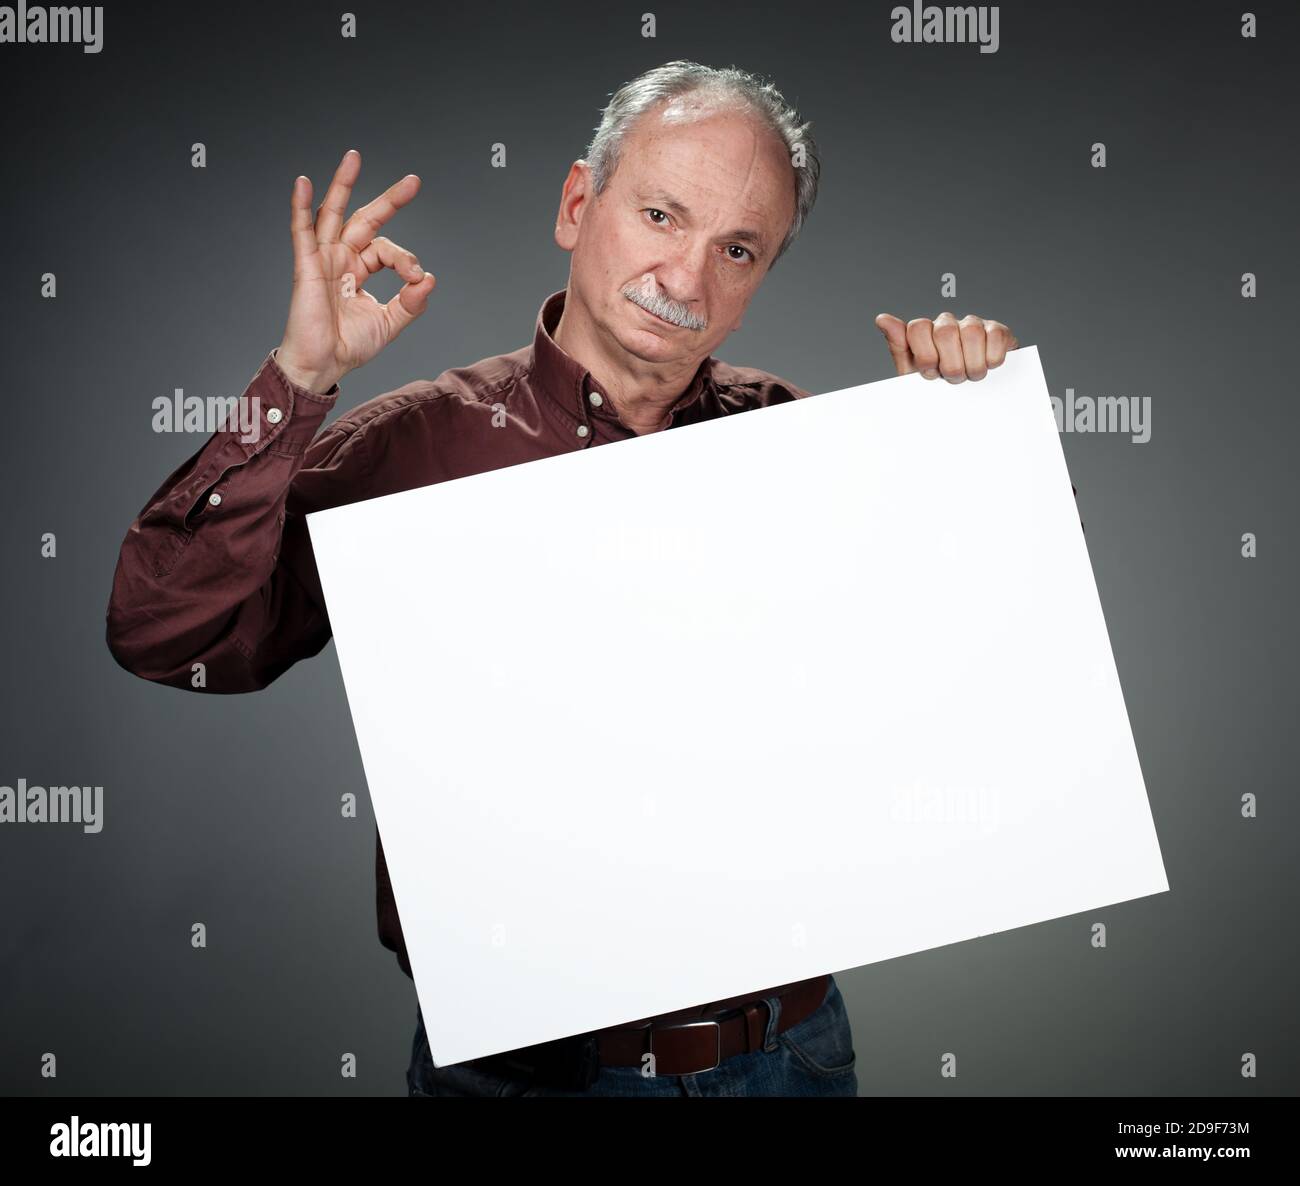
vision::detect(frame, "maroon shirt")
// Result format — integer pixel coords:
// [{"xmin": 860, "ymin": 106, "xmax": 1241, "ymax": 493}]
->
[
  {"xmin": 106, "ymin": 287, "xmax": 823, "ymax": 1007},
  {"xmin": 108, "ymin": 287, "xmax": 1081, "ymax": 1028}
]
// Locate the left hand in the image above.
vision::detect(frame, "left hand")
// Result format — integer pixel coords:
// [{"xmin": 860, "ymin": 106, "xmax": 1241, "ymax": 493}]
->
[{"xmin": 874, "ymin": 311, "xmax": 1018, "ymax": 382}]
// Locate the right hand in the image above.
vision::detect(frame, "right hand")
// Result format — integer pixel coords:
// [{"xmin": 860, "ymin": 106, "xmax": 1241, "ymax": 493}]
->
[{"xmin": 275, "ymin": 149, "xmax": 436, "ymax": 393}]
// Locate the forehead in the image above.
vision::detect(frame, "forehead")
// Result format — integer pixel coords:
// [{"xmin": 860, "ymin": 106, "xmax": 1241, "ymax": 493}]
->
[{"xmin": 616, "ymin": 98, "xmax": 794, "ymax": 225}]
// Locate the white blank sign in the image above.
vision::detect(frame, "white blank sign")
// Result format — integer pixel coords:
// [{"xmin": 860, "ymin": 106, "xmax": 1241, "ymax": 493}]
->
[{"xmin": 307, "ymin": 345, "xmax": 1168, "ymax": 1066}]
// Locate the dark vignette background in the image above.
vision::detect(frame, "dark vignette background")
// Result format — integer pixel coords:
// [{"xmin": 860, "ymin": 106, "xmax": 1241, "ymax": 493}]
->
[{"xmin": 0, "ymin": 0, "xmax": 1295, "ymax": 1096}]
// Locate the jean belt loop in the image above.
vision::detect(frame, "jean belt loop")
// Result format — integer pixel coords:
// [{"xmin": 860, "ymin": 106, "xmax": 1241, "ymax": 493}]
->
[{"xmin": 761, "ymin": 993, "xmax": 783, "ymax": 1052}]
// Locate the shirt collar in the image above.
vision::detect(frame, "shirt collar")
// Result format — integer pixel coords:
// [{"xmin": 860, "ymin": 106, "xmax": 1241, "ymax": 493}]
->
[{"xmin": 530, "ymin": 287, "xmax": 715, "ymax": 436}]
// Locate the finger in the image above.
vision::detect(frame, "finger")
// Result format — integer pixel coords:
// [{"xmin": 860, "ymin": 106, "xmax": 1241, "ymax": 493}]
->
[
  {"xmin": 874, "ymin": 313, "xmax": 916, "ymax": 374},
  {"xmin": 958, "ymin": 314, "xmax": 987, "ymax": 380},
  {"xmin": 906, "ymin": 318, "xmax": 940, "ymax": 378},
  {"xmin": 383, "ymin": 273, "xmax": 437, "ymax": 336},
  {"xmin": 289, "ymin": 175, "xmax": 321, "ymax": 279},
  {"xmin": 932, "ymin": 311, "xmax": 965, "ymax": 382},
  {"xmin": 358, "ymin": 236, "xmax": 426, "ymax": 284},
  {"xmin": 341, "ymin": 174, "xmax": 422, "ymax": 251},
  {"xmin": 315, "ymin": 149, "xmax": 362, "ymax": 245},
  {"xmin": 985, "ymin": 320, "xmax": 1014, "ymax": 367}
]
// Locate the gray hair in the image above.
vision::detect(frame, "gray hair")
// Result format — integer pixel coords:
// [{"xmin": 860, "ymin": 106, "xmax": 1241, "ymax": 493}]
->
[{"xmin": 583, "ymin": 60, "xmax": 821, "ymax": 267}]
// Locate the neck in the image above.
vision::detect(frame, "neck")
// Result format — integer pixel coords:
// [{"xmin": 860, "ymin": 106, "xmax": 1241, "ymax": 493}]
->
[{"xmin": 554, "ymin": 290, "xmax": 704, "ymax": 435}]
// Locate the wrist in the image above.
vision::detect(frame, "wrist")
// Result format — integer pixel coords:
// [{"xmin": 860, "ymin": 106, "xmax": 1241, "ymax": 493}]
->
[{"xmin": 273, "ymin": 348, "xmax": 342, "ymax": 395}]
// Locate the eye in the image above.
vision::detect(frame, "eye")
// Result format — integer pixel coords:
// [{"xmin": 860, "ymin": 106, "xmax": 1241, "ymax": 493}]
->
[{"xmin": 643, "ymin": 208, "xmax": 754, "ymax": 264}]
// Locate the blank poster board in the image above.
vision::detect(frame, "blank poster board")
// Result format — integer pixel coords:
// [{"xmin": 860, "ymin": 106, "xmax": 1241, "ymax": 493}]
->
[{"xmin": 307, "ymin": 345, "xmax": 1168, "ymax": 1066}]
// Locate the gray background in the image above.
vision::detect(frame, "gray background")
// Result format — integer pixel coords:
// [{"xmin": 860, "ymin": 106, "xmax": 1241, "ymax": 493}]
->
[{"xmin": 1, "ymin": 0, "xmax": 1295, "ymax": 1095}]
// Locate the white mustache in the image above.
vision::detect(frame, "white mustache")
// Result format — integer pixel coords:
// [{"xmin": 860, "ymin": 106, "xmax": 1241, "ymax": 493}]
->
[{"xmin": 623, "ymin": 277, "xmax": 707, "ymax": 331}]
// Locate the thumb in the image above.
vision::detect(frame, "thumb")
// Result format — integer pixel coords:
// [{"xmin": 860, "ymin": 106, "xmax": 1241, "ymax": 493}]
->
[
  {"xmin": 874, "ymin": 313, "xmax": 915, "ymax": 374},
  {"xmin": 385, "ymin": 272, "xmax": 437, "ymax": 335}
]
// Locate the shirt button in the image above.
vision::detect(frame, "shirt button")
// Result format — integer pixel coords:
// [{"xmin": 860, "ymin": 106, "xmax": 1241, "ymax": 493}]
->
[
  {"xmin": 576, "ymin": 424, "xmax": 590, "ymax": 438},
  {"xmin": 266, "ymin": 407, "xmax": 284, "ymax": 424},
  {"xmin": 588, "ymin": 391, "xmax": 603, "ymax": 407},
  {"xmin": 208, "ymin": 492, "xmax": 222, "ymax": 507}
]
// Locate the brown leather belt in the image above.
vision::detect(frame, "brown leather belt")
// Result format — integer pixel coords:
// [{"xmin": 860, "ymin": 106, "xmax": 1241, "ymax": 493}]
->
[
  {"xmin": 470, "ymin": 974, "xmax": 833, "ymax": 1086},
  {"xmin": 592, "ymin": 973, "xmax": 832, "ymax": 1076}
]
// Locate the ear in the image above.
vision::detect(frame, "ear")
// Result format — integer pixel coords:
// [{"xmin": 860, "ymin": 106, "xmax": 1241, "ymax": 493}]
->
[{"xmin": 554, "ymin": 160, "xmax": 593, "ymax": 252}]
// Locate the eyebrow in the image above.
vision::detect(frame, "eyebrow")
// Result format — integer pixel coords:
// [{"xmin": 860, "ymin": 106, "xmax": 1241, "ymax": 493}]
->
[{"xmin": 633, "ymin": 188, "xmax": 770, "ymax": 255}]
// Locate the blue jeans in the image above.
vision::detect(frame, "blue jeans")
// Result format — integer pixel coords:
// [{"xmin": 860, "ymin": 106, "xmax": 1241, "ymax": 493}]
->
[{"xmin": 406, "ymin": 976, "xmax": 858, "ymax": 1097}]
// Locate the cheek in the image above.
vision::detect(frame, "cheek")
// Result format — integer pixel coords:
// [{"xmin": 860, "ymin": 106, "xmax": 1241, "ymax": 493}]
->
[
  {"xmin": 582, "ymin": 218, "xmax": 640, "ymax": 280},
  {"xmin": 620, "ymin": 218, "xmax": 664, "ymax": 271},
  {"xmin": 715, "ymin": 278, "xmax": 760, "ymax": 327},
  {"xmin": 712, "ymin": 269, "xmax": 758, "ymax": 311}
]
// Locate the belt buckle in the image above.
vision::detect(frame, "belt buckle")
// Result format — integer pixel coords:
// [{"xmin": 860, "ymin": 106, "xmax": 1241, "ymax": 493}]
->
[{"xmin": 649, "ymin": 1018, "xmax": 723, "ymax": 1074}]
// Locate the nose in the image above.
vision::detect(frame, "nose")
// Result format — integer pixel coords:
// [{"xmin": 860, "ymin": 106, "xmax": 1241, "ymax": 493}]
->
[
  {"xmin": 656, "ymin": 235, "xmax": 712, "ymax": 303},
  {"xmin": 641, "ymin": 271, "xmax": 702, "ymax": 324}
]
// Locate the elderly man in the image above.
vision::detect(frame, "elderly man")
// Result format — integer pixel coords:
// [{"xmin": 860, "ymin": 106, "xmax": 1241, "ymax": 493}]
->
[{"xmin": 107, "ymin": 59, "xmax": 1018, "ymax": 1097}]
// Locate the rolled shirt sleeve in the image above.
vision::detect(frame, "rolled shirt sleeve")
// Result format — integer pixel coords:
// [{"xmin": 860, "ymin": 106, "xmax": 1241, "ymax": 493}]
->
[{"xmin": 105, "ymin": 349, "xmax": 366, "ymax": 692}]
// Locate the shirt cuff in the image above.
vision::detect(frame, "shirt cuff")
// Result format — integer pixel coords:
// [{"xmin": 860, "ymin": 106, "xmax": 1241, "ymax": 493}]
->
[
  {"xmin": 234, "ymin": 349, "xmax": 342, "ymax": 456},
  {"xmin": 268, "ymin": 348, "xmax": 341, "ymax": 402}
]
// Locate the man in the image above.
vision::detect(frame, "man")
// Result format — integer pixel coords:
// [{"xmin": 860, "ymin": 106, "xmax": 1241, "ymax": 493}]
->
[{"xmin": 107, "ymin": 60, "xmax": 1020, "ymax": 1097}]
